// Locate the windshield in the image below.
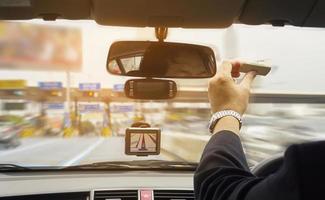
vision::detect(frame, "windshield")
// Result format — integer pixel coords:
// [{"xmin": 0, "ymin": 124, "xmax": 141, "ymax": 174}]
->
[{"xmin": 0, "ymin": 20, "xmax": 325, "ymax": 168}]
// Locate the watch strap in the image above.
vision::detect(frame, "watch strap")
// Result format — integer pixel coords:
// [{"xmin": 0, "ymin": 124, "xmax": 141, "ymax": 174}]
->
[{"xmin": 209, "ymin": 110, "xmax": 242, "ymax": 133}]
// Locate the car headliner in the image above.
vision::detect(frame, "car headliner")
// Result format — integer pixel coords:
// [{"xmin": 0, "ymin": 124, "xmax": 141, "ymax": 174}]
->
[{"xmin": 0, "ymin": 0, "xmax": 324, "ymax": 28}]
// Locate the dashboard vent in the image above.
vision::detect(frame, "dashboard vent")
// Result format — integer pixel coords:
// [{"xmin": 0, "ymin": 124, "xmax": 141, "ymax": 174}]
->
[
  {"xmin": 154, "ymin": 190, "xmax": 194, "ymax": 200},
  {"xmin": 93, "ymin": 190, "xmax": 138, "ymax": 200}
]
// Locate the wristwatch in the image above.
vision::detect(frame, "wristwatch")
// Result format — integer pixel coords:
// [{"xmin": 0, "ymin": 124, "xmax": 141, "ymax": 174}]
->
[{"xmin": 208, "ymin": 110, "xmax": 242, "ymax": 133}]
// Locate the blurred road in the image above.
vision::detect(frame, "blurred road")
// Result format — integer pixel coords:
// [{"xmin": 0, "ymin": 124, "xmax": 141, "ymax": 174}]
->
[
  {"xmin": 2, "ymin": 113, "xmax": 325, "ymax": 168},
  {"xmin": 0, "ymin": 137, "xmax": 170, "ymax": 167}
]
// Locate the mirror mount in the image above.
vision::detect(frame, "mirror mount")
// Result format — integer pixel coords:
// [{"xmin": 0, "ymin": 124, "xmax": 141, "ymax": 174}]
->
[{"xmin": 155, "ymin": 27, "xmax": 168, "ymax": 42}]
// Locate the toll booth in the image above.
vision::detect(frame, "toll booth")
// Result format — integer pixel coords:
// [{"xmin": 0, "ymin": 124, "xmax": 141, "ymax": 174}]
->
[
  {"xmin": 0, "ymin": 80, "xmax": 29, "ymax": 116},
  {"xmin": 38, "ymin": 82, "xmax": 64, "ymax": 100},
  {"xmin": 38, "ymin": 82, "xmax": 65, "ymax": 136},
  {"xmin": 109, "ymin": 103, "xmax": 135, "ymax": 136},
  {"xmin": 0, "ymin": 80, "xmax": 36, "ymax": 137},
  {"xmin": 77, "ymin": 83, "xmax": 111, "ymax": 137}
]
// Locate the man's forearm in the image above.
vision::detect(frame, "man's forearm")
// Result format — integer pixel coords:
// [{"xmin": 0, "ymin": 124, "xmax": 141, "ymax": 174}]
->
[{"xmin": 194, "ymin": 131, "xmax": 253, "ymax": 200}]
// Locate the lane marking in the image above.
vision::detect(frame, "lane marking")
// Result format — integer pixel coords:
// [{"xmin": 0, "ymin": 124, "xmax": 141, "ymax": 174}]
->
[
  {"xmin": 136, "ymin": 134, "xmax": 142, "ymax": 148},
  {"xmin": 148, "ymin": 134, "xmax": 156, "ymax": 143},
  {"xmin": 60, "ymin": 138, "xmax": 105, "ymax": 167},
  {"xmin": 0, "ymin": 139, "xmax": 57, "ymax": 157}
]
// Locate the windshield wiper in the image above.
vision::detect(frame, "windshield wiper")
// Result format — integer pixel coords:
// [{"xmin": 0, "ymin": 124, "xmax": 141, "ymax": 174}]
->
[
  {"xmin": 0, "ymin": 160, "xmax": 198, "ymax": 172},
  {"xmin": 66, "ymin": 160, "xmax": 198, "ymax": 171},
  {"xmin": 0, "ymin": 164, "xmax": 63, "ymax": 172},
  {"xmin": 0, "ymin": 164, "xmax": 32, "ymax": 172}
]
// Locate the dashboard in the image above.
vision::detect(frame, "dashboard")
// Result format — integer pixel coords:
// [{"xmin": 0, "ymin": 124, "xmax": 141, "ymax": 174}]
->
[{"xmin": 0, "ymin": 170, "xmax": 194, "ymax": 200}]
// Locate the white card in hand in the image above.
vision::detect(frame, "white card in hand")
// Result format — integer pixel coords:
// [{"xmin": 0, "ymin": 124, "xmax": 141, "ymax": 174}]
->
[{"xmin": 240, "ymin": 62, "xmax": 271, "ymax": 76}]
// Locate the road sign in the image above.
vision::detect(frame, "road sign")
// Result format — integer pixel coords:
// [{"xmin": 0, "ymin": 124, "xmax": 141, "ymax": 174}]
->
[
  {"xmin": 38, "ymin": 82, "xmax": 62, "ymax": 90},
  {"xmin": 113, "ymin": 84, "xmax": 124, "ymax": 92},
  {"xmin": 79, "ymin": 104, "xmax": 101, "ymax": 112},
  {"xmin": 44, "ymin": 103, "xmax": 64, "ymax": 110},
  {"xmin": 111, "ymin": 105, "xmax": 134, "ymax": 113},
  {"xmin": 79, "ymin": 83, "xmax": 101, "ymax": 91},
  {"xmin": 0, "ymin": 80, "xmax": 26, "ymax": 90}
]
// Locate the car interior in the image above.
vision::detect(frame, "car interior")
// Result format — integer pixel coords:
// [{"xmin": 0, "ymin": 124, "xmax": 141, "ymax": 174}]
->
[{"xmin": 1, "ymin": 0, "xmax": 325, "ymax": 199}]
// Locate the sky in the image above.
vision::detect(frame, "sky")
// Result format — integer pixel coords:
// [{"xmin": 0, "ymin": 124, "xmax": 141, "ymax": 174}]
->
[{"xmin": 1, "ymin": 20, "xmax": 325, "ymax": 93}]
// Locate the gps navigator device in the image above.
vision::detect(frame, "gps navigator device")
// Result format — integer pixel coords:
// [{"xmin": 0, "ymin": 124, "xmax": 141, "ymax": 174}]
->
[{"xmin": 125, "ymin": 127, "xmax": 161, "ymax": 156}]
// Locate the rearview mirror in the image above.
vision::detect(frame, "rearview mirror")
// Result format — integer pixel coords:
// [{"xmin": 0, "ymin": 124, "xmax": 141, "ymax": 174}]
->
[{"xmin": 107, "ymin": 41, "xmax": 216, "ymax": 78}]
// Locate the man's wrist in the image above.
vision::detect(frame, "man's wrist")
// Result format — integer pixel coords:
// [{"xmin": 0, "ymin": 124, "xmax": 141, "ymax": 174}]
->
[
  {"xmin": 209, "ymin": 110, "xmax": 242, "ymax": 133},
  {"xmin": 212, "ymin": 116, "xmax": 240, "ymax": 136}
]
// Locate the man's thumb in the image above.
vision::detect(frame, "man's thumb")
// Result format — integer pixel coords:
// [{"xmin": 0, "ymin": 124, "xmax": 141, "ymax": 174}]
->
[{"xmin": 240, "ymin": 71, "xmax": 257, "ymax": 90}]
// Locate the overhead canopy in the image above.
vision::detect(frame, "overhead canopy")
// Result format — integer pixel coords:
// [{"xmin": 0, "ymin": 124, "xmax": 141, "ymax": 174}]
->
[{"xmin": 0, "ymin": 0, "xmax": 324, "ymax": 28}]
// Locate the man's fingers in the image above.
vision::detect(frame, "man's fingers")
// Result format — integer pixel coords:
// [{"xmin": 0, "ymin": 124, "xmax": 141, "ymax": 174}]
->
[
  {"xmin": 230, "ymin": 61, "xmax": 241, "ymax": 78},
  {"xmin": 231, "ymin": 72, "xmax": 240, "ymax": 78},
  {"xmin": 217, "ymin": 60, "xmax": 242, "ymax": 78},
  {"xmin": 219, "ymin": 61, "xmax": 233, "ymax": 77},
  {"xmin": 231, "ymin": 61, "xmax": 241, "ymax": 73},
  {"xmin": 240, "ymin": 71, "xmax": 257, "ymax": 89}
]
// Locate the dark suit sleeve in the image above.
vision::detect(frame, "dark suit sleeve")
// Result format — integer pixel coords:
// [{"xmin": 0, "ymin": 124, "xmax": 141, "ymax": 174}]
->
[{"xmin": 194, "ymin": 131, "xmax": 299, "ymax": 200}]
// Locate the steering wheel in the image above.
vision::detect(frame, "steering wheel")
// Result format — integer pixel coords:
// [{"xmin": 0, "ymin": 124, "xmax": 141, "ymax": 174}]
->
[{"xmin": 251, "ymin": 153, "xmax": 284, "ymax": 177}]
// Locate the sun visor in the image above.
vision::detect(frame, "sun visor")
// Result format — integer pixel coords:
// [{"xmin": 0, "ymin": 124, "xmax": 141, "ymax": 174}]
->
[
  {"xmin": 0, "ymin": 0, "xmax": 90, "ymax": 20},
  {"xmin": 239, "ymin": 0, "xmax": 317, "ymax": 26},
  {"xmin": 2, "ymin": 0, "xmax": 325, "ymax": 29},
  {"xmin": 303, "ymin": 1, "xmax": 325, "ymax": 27},
  {"xmin": 92, "ymin": 0, "xmax": 245, "ymax": 28}
]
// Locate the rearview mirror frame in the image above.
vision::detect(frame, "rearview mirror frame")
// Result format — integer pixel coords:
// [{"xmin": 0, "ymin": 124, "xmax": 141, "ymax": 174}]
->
[{"xmin": 107, "ymin": 41, "xmax": 217, "ymax": 79}]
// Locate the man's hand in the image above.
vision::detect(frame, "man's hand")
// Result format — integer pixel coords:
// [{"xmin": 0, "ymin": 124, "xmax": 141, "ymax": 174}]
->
[
  {"xmin": 209, "ymin": 61, "xmax": 257, "ymax": 115},
  {"xmin": 209, "ymin": 61, "xmax": 257, "ymax": 134}
]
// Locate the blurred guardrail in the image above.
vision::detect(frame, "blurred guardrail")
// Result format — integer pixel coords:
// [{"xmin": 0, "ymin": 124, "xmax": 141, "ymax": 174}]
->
[
  {"xmin": 161, "ymin": 131, "xmax": 281, "ymax": 167},
  {"xmin": 161, "ymin": 131, "xmax": 210, "ymax": 162}
]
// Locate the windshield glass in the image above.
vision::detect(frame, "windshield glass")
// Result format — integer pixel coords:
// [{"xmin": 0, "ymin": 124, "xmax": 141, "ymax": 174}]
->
[{"xmin": 0, "ymin": 20, "xmax": 325, "ymax": 168}]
